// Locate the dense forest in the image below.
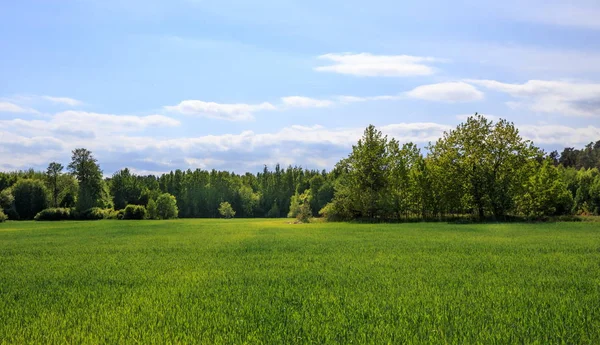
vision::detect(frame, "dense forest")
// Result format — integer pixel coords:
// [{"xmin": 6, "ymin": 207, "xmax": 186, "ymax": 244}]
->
[{"xmin": 1, "ymin": 115, "xmax": 599, "ymax": 222}]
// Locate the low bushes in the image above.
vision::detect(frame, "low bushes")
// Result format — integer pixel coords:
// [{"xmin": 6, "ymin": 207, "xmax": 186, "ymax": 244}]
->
[
  {"xmin": 34, "ymin": 208, "xmax": 73, "ymax": 221},
  {"xmin": 123, "ymin": 205, "xmax": 147, "ymax": 220},
  {"xmin": 78, "ymin": 207, "xmax": 105, "ymax": 220},
  {"xmin": 0, "ymin": 209, "xmax": 7, "ymax": 222}
]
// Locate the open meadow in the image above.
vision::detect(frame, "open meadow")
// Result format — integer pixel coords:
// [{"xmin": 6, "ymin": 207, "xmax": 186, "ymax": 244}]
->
[{"xmin": 1, "ymin": 219, "xmax": 599, "ymax": 344}]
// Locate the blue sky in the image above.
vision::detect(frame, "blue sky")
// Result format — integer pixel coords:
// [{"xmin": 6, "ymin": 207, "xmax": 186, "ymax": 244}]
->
[{"xmin": 1, "ymin": 0, "xmax": 599, "ymax": 174}]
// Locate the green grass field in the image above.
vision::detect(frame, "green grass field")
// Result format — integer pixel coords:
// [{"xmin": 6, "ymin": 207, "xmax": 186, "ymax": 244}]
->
[{"xmin": 1, "ymin": 220, "xmax": 599, "ymax": 344}]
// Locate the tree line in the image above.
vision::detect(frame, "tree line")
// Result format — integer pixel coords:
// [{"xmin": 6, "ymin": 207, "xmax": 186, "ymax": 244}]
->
[{"xmin": 0, "ymin": 114, "xmax": 599, "ymax": 222}]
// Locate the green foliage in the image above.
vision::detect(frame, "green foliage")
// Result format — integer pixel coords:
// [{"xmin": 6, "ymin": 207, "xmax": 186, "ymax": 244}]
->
[
  {"xmin": 238, "ymin": 185, "xmax": 260, "ymax": 217},
  {"xmin": 59, "ymin": 192, "xmax": 76, "ymax": 208},
  {"xmin": 218, "ymin": 201, "xmax": 236, "ymax": 219},
  {"xmin": 288, "ymin": 191, "xmax": 312, "ymax": 222},
  {"xmin": 11, "ymin": 179, "xmax": 50, "ymax": 220},
  {"xmin": 515, "ymin": 159, "xmax": 574, "ymax": 219},
  {"xmin": 68, "ymin": 148, "xmax": 103, "ymax": 212},
  {"xmin": 156, "ymin": 193, "xmax": 178, "ymax": 219},
  {"xmin": 318, "ymin": 201, "xmax": 349, "ymax": 221},
  {"xmin": 0, "ymin": 189, "xmax": 14, "ymax": 210},
  {"xmin": 429, "ymin": 114, "xmax": 539, "ymax": 220},
  {"xmin": 123, "ymin": 205, "xmax": 147, "ymax": 220},
  {"xmin": 146, "ymin": 199, "xmax": 158, "ymax": 220},
  {"xmin": 46, "ymin": 162, "xmax": 64, "ymax": 207},
  {"xmin": 266, "ymin": 201, "xmax": 280, "ymax": 218},
  {"xmin": 110, "ymin": 168, "xmax": 143, "ymax": 210},
  {"xmin": 1, "ymin": 220, "xmax": 600, "ymax": 343},
  {"xmin": 78, "ymin": 207, "xmax": 107, "ymax": 220},
  {"xmin": 0, "ymin": 209, "xmax": 7, "ymax": 222},
  {"xmin": 34, "ymin": 208, "xmax": 73, "ymax": 221}
]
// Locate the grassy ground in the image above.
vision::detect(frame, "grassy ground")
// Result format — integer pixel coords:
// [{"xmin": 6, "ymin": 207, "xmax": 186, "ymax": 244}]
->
[{"xmin": 0, "ymin": 219, "xmax": 599, "ymax": 344}]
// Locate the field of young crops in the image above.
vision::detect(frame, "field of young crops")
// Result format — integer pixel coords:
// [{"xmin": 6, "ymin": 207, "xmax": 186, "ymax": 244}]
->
[{"xmin": 1, "ymin": 219, "xmax": 599, "ymax": 344}]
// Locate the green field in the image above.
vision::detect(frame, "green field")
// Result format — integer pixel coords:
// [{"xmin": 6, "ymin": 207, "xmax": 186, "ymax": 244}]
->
[{"xmin": 1, "ymin": 220, "xmax": 599, "ymax": 344}]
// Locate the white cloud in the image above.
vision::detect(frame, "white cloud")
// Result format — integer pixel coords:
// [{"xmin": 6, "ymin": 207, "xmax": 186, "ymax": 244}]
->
[
  {"xmin": 281, "ymin": 96, "xmax": 334, "ymax": 108},
  {"xmin": 467, "ymin": 79, "xmax": 600, "ymax": 117},
  {"xmin": 0, "ymin": 112, "xmax": 180, "ymax": 141},
  {"xmin": 0, "ymin": 101, "xmax": 39, "ymax": 114},
  {"xmin": 41, "ymin": 96, "xmax": 83, "ymax": 106},
  {"xmin": 1, "ymin": 117, "xmax": 599, "ymax": 173},
  {"xmin": 315, "ymin": 53, "xmax": 443, "ymax": 77},
  {"xmin": 337, "ymin": 95, "xmax": 401, "ymax": 103},
  {"xmin": 520, "ymin": 124, "xmax": 600, "ymax": 146},
  {"xmin": 406, "ymin": 82, "xmax": 484, "ymax": 102},
  {"xmin": 164, "ymin": 100, "xmax": 276, "ymax": 121}
]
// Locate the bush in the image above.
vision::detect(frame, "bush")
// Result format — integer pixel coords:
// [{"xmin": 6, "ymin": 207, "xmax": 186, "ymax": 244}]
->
[
  {"xmin": 123, "ymin": 204, "xmax": 147, "ymax": 220},
  {"xmin": 34, "ymin": 208, "xmax": 73, "ymax": 221},
  {"xmin": 104, "ymin": 209, "xmax": 120, "ymax": 220},
  {"xmin": 0, "ymin": 209, "xmax": 7, "ymax": 222},
  {"xmin": 319, "ymin": 201, "xmax": 351, "ymax": 221},
  {"xmin": 12, "ymin": 179, "xmax": 50, "ymax": 220},
  {"xmin": 218, "ymin": 201, "xmax": 236, "ymax": 219},
  {"xmin": 79, "ymin": 207, "xmax": 106, "ymax": 220},
  {"xmin": 156, "ymin": 193, "xmax": 178, "ymax": 219}
]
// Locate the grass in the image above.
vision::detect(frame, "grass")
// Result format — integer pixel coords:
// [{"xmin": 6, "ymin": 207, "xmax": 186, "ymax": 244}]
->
[{"xmin": 1, "ymin": 219, "xmax": 599, "ymax": 344}]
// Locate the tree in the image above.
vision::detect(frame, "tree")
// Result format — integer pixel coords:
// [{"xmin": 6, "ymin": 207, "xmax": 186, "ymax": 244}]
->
[
  {"xmin": 110, "ymin": 168, "xmax": 142, "ymax": 210},
  {"xmin": 146, "ymin": 199, "xmax": 158, "ymax": 219},
  {"xmin": 238, "ymin": 185, "xmax": 260, "ymax": 217},
  {"xmin": 46, "ymin": 162, "xmax": 64, "ymax": 207},
  {"xmin": 156, "ymin": 193, "xmax": 178, "ymax": 219},
  {"xmin": 329, "ymin": 125, "xmax": 389, "ymax": 220},
  {"xmin": 11, "ymin": 179, "xmax": 50, "ymax": 220},
  {"xmin": 515, "ymin": 159, "xmax": 573, "ymax": 218},
  {"xmin": 68, "ymin": 148, "xmax": 103, "ymax": 211},
  {"xmin": 218, "ymin": 201, "xmax": 236, "ymax": 219},
  {"xmin": 428, "ymin": 114, "xmax": 539, "ymax": 219}
]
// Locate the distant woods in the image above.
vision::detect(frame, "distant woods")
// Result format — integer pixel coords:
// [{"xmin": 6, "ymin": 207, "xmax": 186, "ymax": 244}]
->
[{"xmin": 0, "ymin": 114, "xmax": 599, "ymax": 222}]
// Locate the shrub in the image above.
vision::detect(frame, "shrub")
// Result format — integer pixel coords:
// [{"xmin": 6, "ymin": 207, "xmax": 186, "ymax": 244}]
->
[
  {"xmin": 156, "ymin": 193, "xmax": 178, "ymax": 219},
  {"xmin": 218, "ymin": 201, "xmax": 236, "ymax": 219},
  {"xmin": 0, "ymin": 209, "xmax": 7, "ymax": 222},
  {"xmin": 34, "ymin": 208, "xmax": 73, "ymax": 221},
  {"xmin": 319, "ymin": 201, "xmax": 351, "ymax": 221},
  {"xmin": 288, "ymin": 191, "xmax": 312, "ymax": 223},
  {"xmin": 79, "ymin": 207, "xmax": 106, "ymax": 220},
  {"xmin": 104, "ymin": 209, "xmax": 120, "ymax": 220},
  {"xmin": 11, "ymin": 179, "xmax": 50, "ymax": 220},
  {"xmin": 123, "ymin": 205, "xmax": 147, "ymax": 220}
]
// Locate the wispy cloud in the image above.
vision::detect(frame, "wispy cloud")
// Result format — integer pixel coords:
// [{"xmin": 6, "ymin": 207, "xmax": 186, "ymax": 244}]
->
[
  {"xmin": 164, "ymin": 100, "xmax": 276, "ymax": 121},
  {"xmin": 281, "ymin": 96, "xmax": 334, "ymax": 108},
  {"xmin": 41, "ymin": 96, "xmax": 83, "ymax": 107},
  {"xmin": 315, "ymin": 53, "xmax": 444, "ymax": 77},
  {"xmin": 467, "ymin": 79, "xmax": 600, "ymax": 117},
  {"xmin": 0, "ymin": 101, "xmax": 39, "ymax": 114},
  {"xmin": 406, "ymin": 82, "xmax": 484, "ymax": 102}
]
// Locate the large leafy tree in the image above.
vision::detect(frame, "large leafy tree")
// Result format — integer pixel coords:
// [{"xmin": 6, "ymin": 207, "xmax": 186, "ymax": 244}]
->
[
  {"xmin": 428, "ymin": 114, "xmax": 540, "ymax": 219},
  {"xmin": 68, "ymin": 148, "xmax": 103, "ymax": 211}
]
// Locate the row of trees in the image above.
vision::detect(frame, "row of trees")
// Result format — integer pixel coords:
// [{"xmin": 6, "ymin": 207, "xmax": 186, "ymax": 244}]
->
[
  {"xmin": 0, "ymin": 150, "xmax": 335, "ymax": 221},
  {"xmin": 1, "ymin": 114, "xmax": 599, "ymax": 222},
  {"xmin": 322, "ymin": 115, "xmax": 600, "ymax": 220}
]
